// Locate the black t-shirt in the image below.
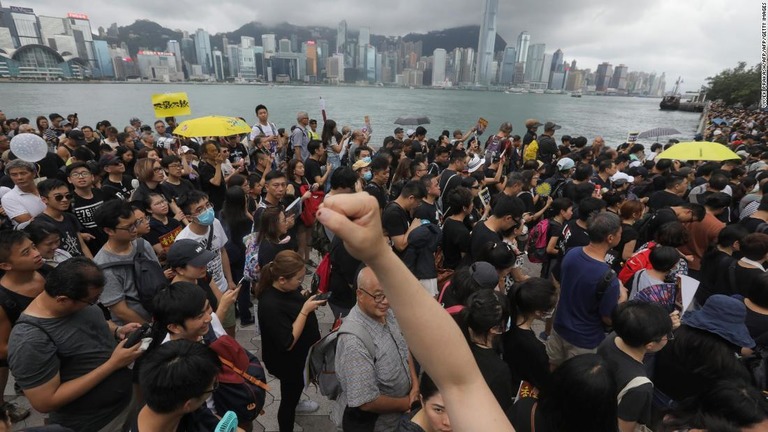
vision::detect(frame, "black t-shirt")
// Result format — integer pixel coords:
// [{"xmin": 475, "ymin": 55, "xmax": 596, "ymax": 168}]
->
[
  {"xmin": 160, "ymin": 179, "xmax": 195, "ymax": 204},
  {"xmin": 227, "ymin": 143, "xmax": 248, "ymax": 164},
  {"xmin": 144, "ymin": 217, "xmax": 183, "ymax": 256},
  {"xmin": 502, "ymin": 326, "xmax": 551, "ymax": 391},
  {"xmin": 101, "ymin": 176, "xmax": 134, "ymax": 201},
  {"xmin": 438, "ymin": 169, "xmax": 462, "ymax": 201},
  {"xmin": 545, "ymin": 218, "xmax": 564, "ymax": 258},
  {"xmin": 739, "ymin": 216, "xmax": 766, "ymax": 233},
  {"xmin": 198, "ymin": 161, "xmax": 226, "ymax": 211},
  {"xmin": 258, "ymin": 239, "xmax": 297, "ymax": 269},
  {"xmin": 647, "ymin": 190, "xmax": 685, "ymax": 212},
  {"xmin": 441, "ymin": 218, "xmax": 471, "ymax": 270},
  {"xmin": 304, "ymin": 158, "xmax": 323, "ymax": 184},
  {"xmin": 328, "ymin": 236, "xmax": 362, "ymax": 310},
  {"xmin": 745, "ymin": 304, "xmax": 768, "ymax": 343},
  {"xmin": 552, "ymin": 220, "xmax": 590, "ymax": 280},
  {"xmin": 413, "ymin": 201, "xmax": 440, "ymax": 225},
  {"xmin": 517, "ymin": 191, "xmax": 535, "ymax": 214},
  {"xmin": 257, "ymin": 286, "xmax": 321, "ymax": 377},
  {"xmin": 35, "ymin": 213, "xmax": 84, "ymax": 256},
  {"xmin": 382, "ymin": 202, "xmax": 411, "ymax": 255},
  {"xmin": 470, "ymin": 344, "xmax": 514, "ymax": 413},
  {"xmin": 591, "ymin": 175, "xmax": 612, "ymax": 190},
  {"xmin": 647, "ymin": 207, "xmax": 679, "ymax": 234},
  {"xmin": 364, "ymin": 181, "xmax": 388, "ymax": 209},
  {"xmin": 597, "ymin": 334, "xmax": 653, "ymax": 425},
  {"xmin": 72, "ymin": 188, "xmax": 107, "ymax": 253},
  {"xmin": 509, "ymin": 397, "xmax": 550, "ymax": 432},
  {"xmin": 613, "ymin": 222, "xmax": 639, "ymax": 271},
  {"xmin": 698, "ymin": 249, "xmax": 736, "ymax": 302},
  {"xmin": 469, "ymin": 221, "xmax": 502, "ymax": 261}
]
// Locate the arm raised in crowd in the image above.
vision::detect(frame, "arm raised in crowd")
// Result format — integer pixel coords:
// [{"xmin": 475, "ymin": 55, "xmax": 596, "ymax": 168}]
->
[{"xmin": 317, "ymin": 193, "xmax": 514, "ymax": 432}]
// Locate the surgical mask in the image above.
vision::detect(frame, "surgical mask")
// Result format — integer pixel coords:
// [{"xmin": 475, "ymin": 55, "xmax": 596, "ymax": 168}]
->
[
  {"xmin": 196, "ymin": 207, "xmax": 215, "ymax": 226},
  {"xmin": 363, "ymin": 171, "xmax": 373, "ymax": 181}
]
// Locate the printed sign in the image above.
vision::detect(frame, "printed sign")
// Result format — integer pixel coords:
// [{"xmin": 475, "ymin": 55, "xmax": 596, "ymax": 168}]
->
[
  {"xmin": 152, "ymin": 92, "xmax": 191, "ymax": 117},
  {"xmin": 476, "ymin": 117, "xmax": 489, "ymax": 135},
  {"xmin": 627, "ymin": 131, "xmax": 640, "ymax": 143}
]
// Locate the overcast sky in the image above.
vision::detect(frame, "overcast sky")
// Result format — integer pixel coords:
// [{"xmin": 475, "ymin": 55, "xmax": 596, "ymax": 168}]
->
[{"xmin": 13, "ymin": 0, "xmax": 760, "ymax": 91}]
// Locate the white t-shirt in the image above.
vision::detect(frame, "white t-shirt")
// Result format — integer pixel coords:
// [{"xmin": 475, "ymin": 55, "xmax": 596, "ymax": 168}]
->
[
  {"xmin": 161, "ymin": 312, "xmax": 227, "ymax": 344},
  {"xmin": 174, "ymin": 219, "xmax": 229, "ymax": 292},
  {"xmin": 1, "ymin": 186, "xmax": 45, "ymax": 227},
  {"xmin": 249, "ymin": 122, "xmax": 278, "ymax": 143}
]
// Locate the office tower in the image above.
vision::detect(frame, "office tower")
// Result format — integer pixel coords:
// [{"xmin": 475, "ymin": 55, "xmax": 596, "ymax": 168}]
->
[
  {"xmin": 336, "ymin": 20, "xmax": 347, "ymax": 54},
  {"xmin": 524, "ymin": 43, "xmax": 545, "ymax": 82},
  {"xmin": 278, "ymin": 38, "xmax": 291, "ymax": 53},
  {"xmin": 261, "ymin": 34, "xmax": 276, "ymax": 58},
  {"xmin": 305, "ymin": 40, "xmax": 317, "ymax": 76},
  {"xmin": 499, "ymin": 46, "xmax": 516, "ymax": 85},
  {"xmin": 515, "ymin": 31, "xmax": 530, "ymax": 73},
  {"xmin": 358, "ymin": 27, "xmax": 369, "ymax": 46},
  {"xmin": 474, "ymin": 0, "xmax": 498, "ymax": 85},
  {"xmin": 194, "ymin": 28, "xmax": 212, "ymax": 75},
  {"xmin": 432, "ymin": 48, "xmax": 446, "ymax": 86},
  {"xmin": 595, "ymin": 62, "xmax": 613, "ymax": 91},
  {"xmin": 610, "ymin": 64, "xmax": 628, "ymax": 90},
  {"xmin": 212, "ymin": 50, "xmax": 224, "ymax": 81},
  {"xmin": 166, "ymin": 40, "xmax": 183, "ymax": 74}
]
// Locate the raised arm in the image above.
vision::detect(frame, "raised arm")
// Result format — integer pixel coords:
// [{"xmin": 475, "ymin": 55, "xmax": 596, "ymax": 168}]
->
[{"xmin": 317, "ymin": 193, "xmax": 514, "ymax": 432}]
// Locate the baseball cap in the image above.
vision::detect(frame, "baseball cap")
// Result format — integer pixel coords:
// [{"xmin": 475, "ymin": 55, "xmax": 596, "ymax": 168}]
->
[
  {"xmin": 99, "ymin": 154, "xmax": 122, "ymax": 169},
  {"xmin": 544, "ymin": 121, "xmax": 562, "ymax": 131},
  {"xmin": 469, "ymin": 262, "xmax": 499, "ymax": 289},
  {"xmin": 129, "ymin": 117, "xmax": 142, "ymax": 124},
  {"xmin": 525, "ymin": 119, "xmax": 542, "ymax": 129},
  {"xmin": 352, "ymin": 157, "xmax": 371, "ymax": 171},
  {"xmin": 167, "ymin": 239, "xmax": 216, "ymax": 269},
  {"xmin": 610, "ymin": 172, "xmax": 635, "ymax": 184},
  {"xmin": 66, "ymin": 129, "xmax": 85, "ymax": 145},
  {"xmin": 394, "ymin": 127, "xmax": 404, "ymax": 134},
  {"xmin": 59, "ymin": 119, "xmax": 71, "ymax": 127},
  {"xmin": 406, "ymin": 129, "xmax": 416, "ymax": 137},
  {"xmin": 467, "ymin": 154, "xmax": 484, "ymax": 173},
  {"xmin": 556, "ymin": 157, "xmax": 575, "ymax": 171},
  {"xmin": 180, "ymin": 145, "xmax": 195, "ymax": 154}
]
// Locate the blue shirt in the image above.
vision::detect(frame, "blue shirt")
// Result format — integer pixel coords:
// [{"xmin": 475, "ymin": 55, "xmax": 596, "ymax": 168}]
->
[{"xmin": 554, "ymin": 247, "xmax": 619, "ymax": 349}]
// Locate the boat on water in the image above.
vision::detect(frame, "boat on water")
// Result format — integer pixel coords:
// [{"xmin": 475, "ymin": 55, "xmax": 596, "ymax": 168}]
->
[
  {"xmin": 571, "ymin": 91, "xmax": 582, "ymax": 98},
  {"xmin": 660, "ymin": 78, "xmax": 706, "ymax": 112},
  {"xmin": 530, "ymin": 89, "xmax": 544, "ymax": 94},
  {"xmin": 506, "ymin": 87, "xmax": 526, "ymax": 94}
]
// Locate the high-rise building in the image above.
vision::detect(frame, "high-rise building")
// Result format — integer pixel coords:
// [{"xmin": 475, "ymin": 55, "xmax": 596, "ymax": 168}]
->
[
  {"xmin": 326, "ymin": 53, "xmax": 344, "ymax": 82},
  {"xmin": 610, "ymin": 64, "xmax": 628, "ymax": 90},
  {"xmin": 474, "ymin": 0, "xmax": 498, "ymax": 85},
  {"xmin": 358, "ymin": 27, "xmax": 370, "ymax": 46},
  {"xmin": 365, "ymin": 45, "xmax": 376, "ymax": 82},
  {"xmin": 278, "ymin": 38, "xmax": 291, "ymax": 53},
  {"xmin": 194, "ymin": 28, "xmax": 212, "ymax": 75},
  {"xmin": 5, "ymin": 6, "xmax": 42, "ymax": 47},
  {"xmin": 166, "ymin": 40, "xmax": 183, "ymax": 74},
  {"xmin": 261, "ymin": 34, "xmax": 276, "ymax": 58},
  {"xmin": 461, "ymin": 47, "xmax": 475, "ymax": 83},
  {"xmin": 241, "ymin": 36, "xmax": 255, "ymax": 49},
  {"xmin": 181, "ymin": 36, "xmax": 196, "ymax": 65},
  {"xmin": 595, "ymin": 62, "xmax": 613, "ymax": 91},
  {"xmin": 499, "ymin": 46, "xmax": 516, "ymax": 85},
  {"xmin": 212, "ymin": 49, "xmax": 224, "ymax": 81},
  {"xmin": 524, "ymin": 43, "xmax": 545, "ymax": 83},
  {"xmin": 565, "ymin": 69, "xmax": 584, "ymax": 91},
  {"xmin": 432, "ymin": 48, "xmax": 446, "ymax": 86},
  {"xmin": 92, "ymin": 39, "xmax": 114, "ymax": 78},
  {"xmin": 515, "ymin": 31, "xmax": 530, "ymax": 73},
  {"xmin": 539, "ymin": 53, "xmax": 553, "ymax": 85},
  {"xmin": 336, "ymin": 20, "xmax": 347, "ymax": 54},
  {"xmin": 305, "ymin": 40, "xmax": 318, "ymax": 77},
  {"xmin": 136, "ymin": 50, "xmax": 182, "ymax": 81}
]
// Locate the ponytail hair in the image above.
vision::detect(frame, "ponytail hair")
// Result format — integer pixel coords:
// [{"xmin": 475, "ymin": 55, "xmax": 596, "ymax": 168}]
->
[{"xmin": 257, "ymin": 250, "xmax": 305, "ymax": 298}]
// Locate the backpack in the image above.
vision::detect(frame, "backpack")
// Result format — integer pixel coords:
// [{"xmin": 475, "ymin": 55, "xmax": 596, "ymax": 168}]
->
[
  {"xmin": 209, "ymin": 335, "xmax": 270, "ymax": 422},
  {"xmin": 633, "ymin": 210, "xmax": 658, "ymax": 247},
  {"xmin": 99, "ymin": 239, "xmax": 167, "ymax": 314},
  {"xmin": 305, "ymin": 319, "xmax": 375, "ymax": 400},
  {"xmin": 618, "ymin": 244, "xmax": 655, "ymax": 285},
  {"xmin": 310, "ymin": 253, "xmax": 331, "ymax": 294},
  {"xmin": 550, "ymin": 178, "xmax": 569, "ymax": 199},
  {"xmin": 526, "ymin": 219, "xmax": 550, "ymax": 263},
  {"xmin": 437, "ymin": 173, "xmax": 458, "ymax": 213},
  {"xmin": 300, "ymin": 184, "xmax": 325, "ymax": 227},
  {"xmin": 242, "ymin": 219, "xmax": 261, "ymax": 282},
  {"xmin": 437, "ymin": 281, "xmax": 464, "ymax": 316},
  {"xmin": 310, "ymin": 220, "xmax": 332, "ymax": 255}
]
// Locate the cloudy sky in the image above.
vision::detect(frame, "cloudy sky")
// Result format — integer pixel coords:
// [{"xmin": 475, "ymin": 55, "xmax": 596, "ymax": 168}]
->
[{"xmin": 13, "ymin": 0, "xmax": 760, "ymax": 90}]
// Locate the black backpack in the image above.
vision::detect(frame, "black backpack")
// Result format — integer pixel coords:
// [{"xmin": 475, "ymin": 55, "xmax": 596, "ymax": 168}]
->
[
  {"xmin": 99, "ymin": 240, "xmax": 168, "ymax": 314},
  {"xmin": 633, "ymin": 209, "xmax": 658, "ymax": 248}
]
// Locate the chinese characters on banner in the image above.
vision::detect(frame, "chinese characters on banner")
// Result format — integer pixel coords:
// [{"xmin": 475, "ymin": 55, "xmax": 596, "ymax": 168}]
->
[{"xmin": 152, "ymin": 92, "xmax": 192, "ymax": 117}]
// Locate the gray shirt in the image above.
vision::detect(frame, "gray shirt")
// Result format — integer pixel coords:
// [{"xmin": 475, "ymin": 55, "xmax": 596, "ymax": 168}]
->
[
  {"xmin": 8, "ymin": 306, "xmax": 132, "ymax": 431},
  {"xmin": 291, "ymin": 125, "xmax": 309, "ymax": 161},
  {"xmin": 335, "ymin": 306, "xmax": 412, "ymax": 432},
  {"xmin": 93, "ymin": 239, "xmax": 157, "ymax": 325}
]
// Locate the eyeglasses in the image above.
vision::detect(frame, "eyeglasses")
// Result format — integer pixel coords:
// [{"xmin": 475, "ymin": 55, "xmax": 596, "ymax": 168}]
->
[
  {"xmin": 69, "ymin": 171, "xmax": 92, "ymax": 178},
  {"xmin": 202, "ymin": 380, "xmax": 219, "ymax": 396},
  {"xmin": 190, "ymin": 203, "xmax": 213, "ymax": 217},
  {"xmin": 167, "ymin": 163, "xmax": 182, "ymax": 169},
  {"xmin": 358, "ymin": 287, "xmax": 387, "ymax": 304},
  {"xmin": 153, "ymin": 167, "xmax": 164, "ymax": 172},
  {"xmin": 51, "ymin": 193, "xmax": 73, "ymax": 202},
  {"xmin": 114, "ymin": 218, "xmax": 143, "ymax": 232}
]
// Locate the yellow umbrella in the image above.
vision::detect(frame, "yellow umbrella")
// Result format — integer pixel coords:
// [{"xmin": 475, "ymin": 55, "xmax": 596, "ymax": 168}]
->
[
  {"xmin": 655, "ymin": 141, "xmax": 740, "ymax": 161},
  {"xmin": 174, "ymin": 115, "xmax": 251, "ymax": 138}
]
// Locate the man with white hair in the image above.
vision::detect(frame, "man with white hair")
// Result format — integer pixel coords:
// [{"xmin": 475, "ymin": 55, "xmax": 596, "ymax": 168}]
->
[{"xmin": 291, "ymin": 111, "xmax": 310, "ymax": 161}]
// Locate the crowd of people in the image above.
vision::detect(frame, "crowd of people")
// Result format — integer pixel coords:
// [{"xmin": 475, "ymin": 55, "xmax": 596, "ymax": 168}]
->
[{"xmin": 0, "ymin": 101, "xmax": 767, "ymax": 431}]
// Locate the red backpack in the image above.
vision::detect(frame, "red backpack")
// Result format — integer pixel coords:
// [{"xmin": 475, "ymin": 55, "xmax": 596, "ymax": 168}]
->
[
  {"xmin": 300, "ymin": 184, "xmax": 325, "ymax": 227},
  {"xmin": 526, "ymin": 219, "xmax": 550, "ymax": 263},
  {"xmin": 618, "ymin": 242, "xmax": 656, "ymax": 285},
  {"xmin": 311, "ymin": 253, "xmax": 331, "ymax": 294}
]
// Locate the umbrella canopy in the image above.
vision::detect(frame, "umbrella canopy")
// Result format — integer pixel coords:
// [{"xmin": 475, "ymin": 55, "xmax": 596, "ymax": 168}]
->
[
  {"xmin": 637, "ymin": 127, "xmax": 681, "ymax": 139},
  {"xmin": 174, "ymin": 115, "xmax": 252, "ymax": 138},
  {"xmin": 711, "ymin": 118, "xmax": 730, "ymax": 126},
  {"xmin": 656, "ymin": 141, "xmax": 740, "ymax": 161},
  {"xmin": 394, "ymin": 116, "xmax": 431, "ymax": 126}
]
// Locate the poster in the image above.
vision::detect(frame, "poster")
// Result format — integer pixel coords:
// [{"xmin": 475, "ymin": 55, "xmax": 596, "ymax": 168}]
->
[
  {"xmin": 476, "ymin": 117, "xmax": 489, "ymax": 135},
  {"xmin": 152, "ymin": 92, "xmax": 191, "ymax": 117}
]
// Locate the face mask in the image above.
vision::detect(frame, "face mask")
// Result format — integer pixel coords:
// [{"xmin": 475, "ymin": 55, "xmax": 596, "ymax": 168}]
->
[
  {"xmin": 196, "ymin": 207, "xmax": 215, "ymax": 226},
  {"xmin": 363, "ymin": 171, "xmax": 373, "ymax": 181}
]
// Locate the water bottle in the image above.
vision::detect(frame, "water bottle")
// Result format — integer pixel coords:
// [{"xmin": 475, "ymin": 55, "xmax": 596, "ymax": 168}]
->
[{"xmin": 253, "ymin": 301, "xmax": 260, "ymax": 335}]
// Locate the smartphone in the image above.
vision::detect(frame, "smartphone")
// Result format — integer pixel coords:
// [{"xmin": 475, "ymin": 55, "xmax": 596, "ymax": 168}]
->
[
  {"xmin": 124, "ymin": 323, "xmax": 151, "ymax": 348},
  {"xmin": 236, "ymin": 276, "xmax": 247, "ymax": 288},
  {"xmin": 314, "ymin": 292, "xmax": 332, "ymax": 301}
]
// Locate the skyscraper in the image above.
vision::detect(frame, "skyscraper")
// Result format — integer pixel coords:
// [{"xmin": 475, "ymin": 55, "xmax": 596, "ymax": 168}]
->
[
  {"xmin": 432, "ymin": 48, "xmax": 447, "ymax": 86},
  {"xmin": 524, "ymin": 43, "xmax": 545, "ymax": 83},
  {"xmin": 336, "ymin": 20, "xmax": 347, "ymax": 54},
  {"xmin": 595, "ymin": 62, "xmax": 613, "ymax": 91},
  {"xmin": 166, "ymin": 40, "xmax": 183, "ymax": 74},
  {"xmin": 516, "ymin": 31, "xmax": 530, "ymax": 73},
  {"xmin": 194, "ymin": 28, "xmax": 212, "ymax": 75},
  {"xmin": 475, "ymin": 0, "xmax": 498, "ymax": 85},
  {"xmin": 261, "ymin": 34, "xmax": 276, "ymax": 59},
  {"xmin": 610, "ymin": 64, "xmax": 628, "ymax": 90},
  {"xmin": 499, "ymin": 46, "xmax": 516, "ymax": 85}
]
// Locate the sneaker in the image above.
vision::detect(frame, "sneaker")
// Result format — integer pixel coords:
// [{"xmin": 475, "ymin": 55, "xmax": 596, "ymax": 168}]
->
[
  {"xmin": 295, "ymin": 399, "xmax": 319, "ymax": 414},
  {"xmin": 1, "ymin": 401, "xmax": 30, "ymax": 422}
]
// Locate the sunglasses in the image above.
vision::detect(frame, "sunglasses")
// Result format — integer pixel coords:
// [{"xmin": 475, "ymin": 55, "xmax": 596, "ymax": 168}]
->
[{"xmin": 51, "ymin": 193, "xmax": 73, "ymax": 202}]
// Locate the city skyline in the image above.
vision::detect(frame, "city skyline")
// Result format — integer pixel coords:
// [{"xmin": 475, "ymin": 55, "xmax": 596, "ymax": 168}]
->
[{"xmin": 4, "ymin": 0, "xmax": 758, "ymax": 91}]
